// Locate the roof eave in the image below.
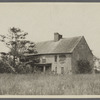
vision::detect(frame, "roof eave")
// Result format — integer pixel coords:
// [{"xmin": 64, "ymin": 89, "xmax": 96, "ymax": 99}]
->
[{"xmin": 24, "ymin": 52, "xmax": 72, "ymax": 56}]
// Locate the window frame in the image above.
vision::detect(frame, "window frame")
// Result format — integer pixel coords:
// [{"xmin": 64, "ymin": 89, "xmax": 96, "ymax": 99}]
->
[
  {"xmin": 55, "ymin": 55, "xmax": 57, "ymax": 62},
  {"xmin": 61, "ymin": 67, "xmax": 64, "ymax": 74},
  {"xmin": 42, "ymin": 56, "xmax": 46, "ymax": 63},
  {"xmin": 55, "ymin": 67, "xmax": 57, "ymax": 74}
]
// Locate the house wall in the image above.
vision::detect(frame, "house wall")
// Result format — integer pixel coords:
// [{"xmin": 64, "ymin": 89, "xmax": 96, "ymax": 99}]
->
[
  {"xmin": 57, "ymin": 54, "xmax": 72, "ymax": 74},
  {"xmin": 38, "ymin": 55, "xmax": 56, "ymax": 72},
  {"xmin": 72, "ymin": 37, "xmax": 93, "ymax": 73},
  {"xmin": 38, "ymin": 54, "xmax": 72, "ymax": 74},
  {"xmin": 34, "ymin": 36, "xmax": 93, "ymax": 74}
]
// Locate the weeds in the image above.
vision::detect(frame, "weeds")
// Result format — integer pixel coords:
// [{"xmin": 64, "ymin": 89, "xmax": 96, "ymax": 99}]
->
[{"xmin": 0, "ymin": 73, "xmax": 99, "ymax": 95}]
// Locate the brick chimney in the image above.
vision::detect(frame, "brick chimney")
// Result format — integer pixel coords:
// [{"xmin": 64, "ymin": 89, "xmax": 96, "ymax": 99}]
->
[{"xmin": 54, "ymin": 32, "xmax": 62, "ymax": 42}]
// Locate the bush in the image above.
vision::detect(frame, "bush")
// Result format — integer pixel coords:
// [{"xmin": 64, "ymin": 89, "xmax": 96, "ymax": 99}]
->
[
  {"xmin": 0, "ymin": 60, "xmax": 12, "ymax": 73},
  {"xmin": 25, "ymin": 64, "xmax": 33, "ymax": 73},
  {"xmin": 0, "ymin": 59, "xmax": 33, "ymax": 74},
  {"xmin": 77, "ymin": 60, "xmax": 92, "ymax": 74}
]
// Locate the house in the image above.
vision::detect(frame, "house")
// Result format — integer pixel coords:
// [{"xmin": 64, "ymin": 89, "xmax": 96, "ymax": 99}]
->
[
  {"xmin": 25, "ymin": 33, "xmax": 93, "ymax": 74},
  {"xmin": 93, "ymin": 56, "xmax": 100, "ymax": 73}
]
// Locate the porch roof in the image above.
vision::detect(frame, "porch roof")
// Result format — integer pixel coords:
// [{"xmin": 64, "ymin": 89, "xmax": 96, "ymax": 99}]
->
[{"xmin": 34, "ymin": 63, "xmax": 51, "ymax": 66}]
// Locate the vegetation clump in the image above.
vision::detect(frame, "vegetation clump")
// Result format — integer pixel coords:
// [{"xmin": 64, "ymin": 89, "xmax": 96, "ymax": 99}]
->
[
  {"xmin": 0, "ymin": 74, "xmax": 99, "ymax": 95},
  {"xmin": 0, "ymin": 27, "xmax": 37, "ymax": 73},
  {"xmin": 77, "ymin": 60, "xmax": 92, "ymax": 74}
]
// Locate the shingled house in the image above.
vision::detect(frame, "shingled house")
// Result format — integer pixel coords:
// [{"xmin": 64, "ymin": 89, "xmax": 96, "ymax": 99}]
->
[{"xmin": 25, "ymin": 33, "xmax": 93, "ymax": 74}]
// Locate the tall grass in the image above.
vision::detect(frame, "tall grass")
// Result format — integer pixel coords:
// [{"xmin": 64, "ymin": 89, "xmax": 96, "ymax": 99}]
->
[{"xmin": 0, "ymin": 73, "xmax": 99, "ymax": 95}]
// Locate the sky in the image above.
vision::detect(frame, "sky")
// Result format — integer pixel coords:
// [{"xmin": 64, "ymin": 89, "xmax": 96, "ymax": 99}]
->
[{"xmin": 0, "ymin": 3, "xmax": 100, "ymax": 57}]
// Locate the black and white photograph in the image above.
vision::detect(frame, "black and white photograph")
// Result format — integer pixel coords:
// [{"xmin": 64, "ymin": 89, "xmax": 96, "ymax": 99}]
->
[{"xmin": 0, "ymin": 3, "xmax": 99, "ymax": 96}]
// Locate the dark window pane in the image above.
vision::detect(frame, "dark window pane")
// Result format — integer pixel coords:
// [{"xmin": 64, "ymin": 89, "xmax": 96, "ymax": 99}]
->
[
  {"xmin": 55, "ymin": 55, "xmax": 57, "ymax": 62},
  {"xmin": 55, "ymin": 67, "xmax": 57, "ymax": 74},
  {"xmin": 59, "ymin": 54, "xmax": 66, "ymax": 62},
  {"xmin": 61, "ymin": 67, "xmax": 64, "ymax": 74}
]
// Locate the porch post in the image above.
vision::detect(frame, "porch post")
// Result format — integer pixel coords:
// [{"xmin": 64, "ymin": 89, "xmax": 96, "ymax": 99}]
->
[{"xmin": 43, "ymin": 66, "xmax": 46, "ymax": 72}]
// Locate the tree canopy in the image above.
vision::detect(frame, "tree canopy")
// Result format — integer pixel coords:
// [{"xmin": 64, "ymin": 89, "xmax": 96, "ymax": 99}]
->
[{"xmin": 0, "ymin": 27, "xmax": 37, "ymax": 73}]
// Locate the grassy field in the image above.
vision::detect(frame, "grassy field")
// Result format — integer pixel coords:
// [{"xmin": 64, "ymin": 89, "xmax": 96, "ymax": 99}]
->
[{"xmin": 0, "ymin": 73, "xmax": 99, "ymax": 95}]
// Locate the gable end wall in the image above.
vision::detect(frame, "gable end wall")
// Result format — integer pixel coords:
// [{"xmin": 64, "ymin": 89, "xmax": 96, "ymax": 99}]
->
[{"xmin": 71, "ymin": 37, "xmax": 93, "ymax": 73}]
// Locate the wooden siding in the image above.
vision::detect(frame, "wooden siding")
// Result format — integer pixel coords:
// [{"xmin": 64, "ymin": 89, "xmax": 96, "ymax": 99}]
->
[
  {"xmin": 57, "ymin": 54, "xmax": 72, "ymax": 74},
  {"xmin": 38, "ymin": 54, "xmax": 72, "ymax": 74},
  {"xmin": 71, "ymin": 36, "xmax": 93, "ymax": 73}
]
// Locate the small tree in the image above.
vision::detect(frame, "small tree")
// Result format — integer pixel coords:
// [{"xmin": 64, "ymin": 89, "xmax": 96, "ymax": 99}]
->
[{"xmin": 77, "ymin": 60, "xmax": 92, "ymax": 74}]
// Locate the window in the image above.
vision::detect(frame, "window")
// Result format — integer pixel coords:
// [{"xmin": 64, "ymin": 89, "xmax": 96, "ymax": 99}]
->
[
  {"xmin": 55, "ymin": 67, "xmax": 57, "ymax": 74},
  {"xmin": 55, "ymin": 55, "xmax": 57, "ymax": 62},
  {"xmin": 59, "ymin": 54, "xmax": 66, "ymax": 62},
  {"xmin": 42, "ymin": 59, "xmax": 46, "ymax": 63},
  {"xmin": 61, "ymin": 67, "xmax": 64, "ymax": 74},
  {"xmin": 42, "ymin": 56, "xmax": 46, "ymax": 63}
]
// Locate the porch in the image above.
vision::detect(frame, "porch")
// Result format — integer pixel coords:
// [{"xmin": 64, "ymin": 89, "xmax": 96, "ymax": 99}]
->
[{"xmin": 34, "ymin": 63, "xmax": 52, "ymax": 73}]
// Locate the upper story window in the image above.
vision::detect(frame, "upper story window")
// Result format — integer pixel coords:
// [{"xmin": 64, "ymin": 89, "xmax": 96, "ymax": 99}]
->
[
  {"xmin": 42, "ymin": 56, "xmax": 46, "ymax": 63},
  {"xmin": 55, "ymin": 55, "xmax": 57, "ymax": 62},
  {"xmin": 59, "ymin": 54, "xmax": 66, "ymax": 61}
]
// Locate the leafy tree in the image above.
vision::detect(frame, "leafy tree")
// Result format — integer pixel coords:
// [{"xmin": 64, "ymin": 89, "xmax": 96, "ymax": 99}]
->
[{"xmin": 0, "ymin": 27, "xmax": 37, "ymax": 73}]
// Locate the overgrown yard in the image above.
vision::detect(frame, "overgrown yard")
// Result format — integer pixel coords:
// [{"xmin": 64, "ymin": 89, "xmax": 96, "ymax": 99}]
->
[{"xmin": 0, "ymin": 73, "xmax": 100, "ymax": 95}]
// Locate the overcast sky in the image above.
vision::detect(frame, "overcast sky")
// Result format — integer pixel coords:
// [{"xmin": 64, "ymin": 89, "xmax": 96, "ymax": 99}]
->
[{"xmin": 0, "ymin": 3, "xmax": 100, "ymax": 57}]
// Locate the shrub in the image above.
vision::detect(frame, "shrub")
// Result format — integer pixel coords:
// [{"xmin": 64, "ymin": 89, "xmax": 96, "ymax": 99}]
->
[
  {"xmin": 15, "ymin": 62, "xmax": 33, "ymax": 74},
  {"xmin": 77, "ymin": 60, "xmax": 92, "ymax": 74},
  {"xmin": 0, "ymin": 60, "xmax": 12, "ymax": 73}
]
